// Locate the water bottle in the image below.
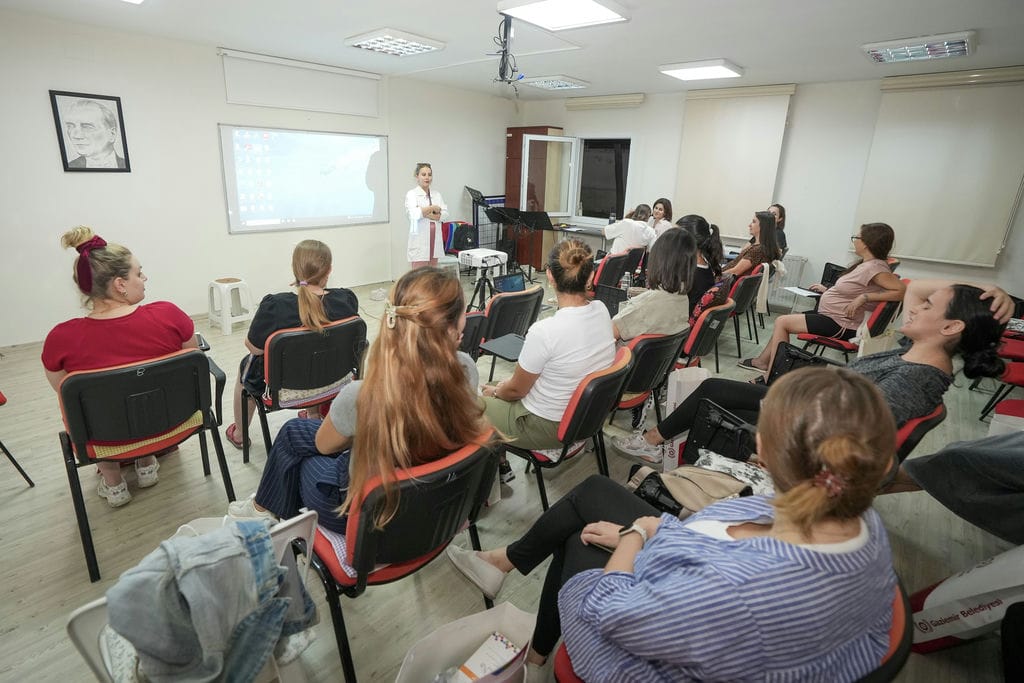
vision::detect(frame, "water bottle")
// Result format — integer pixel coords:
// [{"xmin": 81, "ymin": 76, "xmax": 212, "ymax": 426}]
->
[
  {"xmin": 620, "ymin": 271, "xmax": 631, "ymax": 293},
  {"xmin": 608, "ymin": 212, "xmax": 616, "ymax": 224}
]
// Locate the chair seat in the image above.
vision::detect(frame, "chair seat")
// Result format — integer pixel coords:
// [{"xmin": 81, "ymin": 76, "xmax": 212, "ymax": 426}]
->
[
  {"xmin": 312, "ymin": 528, "xmax": 447, "ymax": 587},
  {"xmin": 617, "ymin": 390, "xmax": 649, "ymax": 409},
  {"xmin": 797, "ymin": 333, "xmax": 857, "ymax": 352},
  {"xmin": 1002, "ymin": 362, "xmax": 1024, "ymax": 384},
  {"xmin": 521, "ymin": 440, "xmax": 588, "ymax": 465},
  {"xmin": 999, "ymin": 338, "xmax": 1024, "ymax": 362},
  {"xmin": 80, "ymin": 410, "xmax": 203, "ymax": 461},
  {"xmin": 554, "ymin": 643, "xmax": 584, "ymax": 683},
  {"xmin": 995, "ymin": 399, "xmax": 1024, "ymax": 419},
  {"xmin": 479, "ymin": 333, "xmax": 526, "ymax": 362}
]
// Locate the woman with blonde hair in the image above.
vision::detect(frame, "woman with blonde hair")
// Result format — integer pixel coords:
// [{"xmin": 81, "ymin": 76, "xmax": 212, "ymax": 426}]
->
[
  {"xmin": 228, "ymin": 267, "xmax": 488, "ymax": 532},
  {"xmin": 42, "ymin": 227, "xmax": 198, "ymax": 506},
  {"xmin": 481, "ymin": 239, "xmax": 616, "ymax": 481},
  {"xmin": 450, "ymin": 367, "xmax": 900, "ymax": 681},
  {"xmin": 224, "ymin": 240, "xmax": 358, "ymax": 449}
]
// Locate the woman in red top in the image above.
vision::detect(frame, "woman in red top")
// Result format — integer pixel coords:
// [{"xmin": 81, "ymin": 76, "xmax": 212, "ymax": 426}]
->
[{"xmin": 42, "ymin": 227, "xmax": 197, "ymax": 507}]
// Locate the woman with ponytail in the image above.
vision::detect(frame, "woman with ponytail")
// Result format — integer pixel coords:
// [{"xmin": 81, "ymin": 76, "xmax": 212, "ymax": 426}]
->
[
  {"xmin": 42, "ymin": 227, "xmax": 198, "ymax": 506},
  {"xmin": 228, "ymin": 267, "xmax": 489, "ymax": 531},
  {"xmin": 676, "ymin": 214, "xmax": 724, "ymax": 314},
  {"xmin": 616, "ymin": 278, "xmax": 1012, "ymax": 463},
  {"xmin": 449, "ymin": 368, "xmax": 900, "ymax": 682},
  {"xmin": 225, "ymin": 240, "xmax": 358, "ymax": 449}
]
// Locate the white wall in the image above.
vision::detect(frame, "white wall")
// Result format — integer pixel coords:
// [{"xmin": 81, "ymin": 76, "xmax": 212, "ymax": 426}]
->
[
  {"xmin": 519, "ymin": 83, "xmax": 1024, "ymax": 293},
  {"xmin": 0, "ymin": 9, "xmax": 513, "ymax": 347}
]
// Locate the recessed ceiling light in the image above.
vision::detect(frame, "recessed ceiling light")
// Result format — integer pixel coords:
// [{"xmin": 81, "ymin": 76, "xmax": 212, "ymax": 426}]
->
[
  {"xmin": 345, "ymin": 28, "xmax": 445, "ymax": 56},
  {"xmin": 521, "ymin": 75, "xmax": 589, "ymax": 90},
  {"xmin": 120, "ymin": 0, "xmax": 145, "ymax": 4},
  {"xmin": 862, "ymin": 31, "xmax": 975, "ymax": 64},
  {"xmin": 497, "ymin": 0, "xmax": 628, "ymax": 31},
  {"xmin": 659, "ymin": 59, "xmax": 744, "ymax": 82}
]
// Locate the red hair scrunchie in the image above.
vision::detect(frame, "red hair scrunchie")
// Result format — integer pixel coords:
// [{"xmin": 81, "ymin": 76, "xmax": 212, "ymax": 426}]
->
[{"xmin": 75, "ymin": 235, "xmax": 107, "ymax": 295}]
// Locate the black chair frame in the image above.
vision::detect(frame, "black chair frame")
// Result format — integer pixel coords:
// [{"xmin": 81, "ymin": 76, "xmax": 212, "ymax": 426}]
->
[
  {"xmin": 476, "ymin": 287, "xmax": 544, "ymax": 381},
  {"xmin": 58, "ymin": 349, "xmax": 236, "ymax": 582},
  {"xmin": 242, "ymin": 316, "xmax": 368, "ymax": 463},
  {"xmin": 728, "ymin": 271, "xmax": 763, "ymax": 357},
  {"xmin": 610, "ymin": 331, "xmax": 689, "ymax": 426},
  {"xmin": 310, "ymin": 437, "xmax": 501, "ymax": 682},
  {"xmin": 0, "ymin": 390, "xmax": 33, "ymax": 487}
]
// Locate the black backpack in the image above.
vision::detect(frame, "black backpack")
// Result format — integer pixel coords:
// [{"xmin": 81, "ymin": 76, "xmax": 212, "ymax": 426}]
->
[{"xmin": 452, "ymin": 224, "xmax": 477, "ymax": 250}]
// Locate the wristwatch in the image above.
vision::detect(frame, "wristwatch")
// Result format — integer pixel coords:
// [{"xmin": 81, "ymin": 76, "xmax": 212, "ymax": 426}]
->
[{"xmin": 618, "ymin": 523, "xmax": 648, "ymax": 546}]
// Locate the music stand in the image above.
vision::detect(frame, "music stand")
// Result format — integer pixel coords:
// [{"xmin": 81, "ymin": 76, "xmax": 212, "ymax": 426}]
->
[
  {"xmin": 485, "ymin": 207, "xmax": 533, "ymax": 282},
  {"xmin": 465, "ymin": 186, "xmax": 486, "ymax": 205},
  {"xmin": 520, "ymin": 211, "xmax": 555, "ymax": 232}
]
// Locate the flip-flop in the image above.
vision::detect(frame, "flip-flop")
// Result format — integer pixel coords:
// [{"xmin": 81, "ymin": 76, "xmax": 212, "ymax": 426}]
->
[
  {"xmin": 225, "ymin": 423, "xmax": 249, "ymax": 450},
  {"xmin": 737, "ymin": 358, "xmax": 764, "ymax": 372}
]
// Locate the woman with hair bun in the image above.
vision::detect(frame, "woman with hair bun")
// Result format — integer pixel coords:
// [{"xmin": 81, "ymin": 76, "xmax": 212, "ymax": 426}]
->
[
  {"xmin": 450, "ymin": 367, "xmax": 900, "ymax": 681},
  {"xmin": 482, "ymin": 239, "xmax": 616, "ymax": 481},
  {"xmin": 224, "ymin": 240, "xmax": 358, "ymax": 449},
  {"xmin": 615, "ymin": 278, "xmax": 1011, "ymax": 464},
  {"xmin": 228, "ymin": 267, "xmax": 489, "ymax": 531},
  {"xmin": 42, "ymin": 227, "xmax": 198, "ymax": 507}
]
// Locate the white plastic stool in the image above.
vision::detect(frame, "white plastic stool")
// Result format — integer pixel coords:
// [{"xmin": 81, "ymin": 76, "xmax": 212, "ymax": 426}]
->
[
  {"xmin": 437, "ymin": 254, "xmax": 462, "ymax": 280},
  {"xmin": 208, "ymin": 277, "xmax": 254, "ymax": 333}
]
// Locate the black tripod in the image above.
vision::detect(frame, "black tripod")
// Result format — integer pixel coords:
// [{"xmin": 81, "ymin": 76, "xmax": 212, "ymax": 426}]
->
[{"xmin": 467, "ymin": 254, "xmax": 503, "ymax": 312}]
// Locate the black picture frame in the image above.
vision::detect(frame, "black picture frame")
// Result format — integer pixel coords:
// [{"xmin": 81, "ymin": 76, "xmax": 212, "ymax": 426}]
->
[{"xmin": 49, "ymin": 90, "xmax": 131, "ymax": 173}]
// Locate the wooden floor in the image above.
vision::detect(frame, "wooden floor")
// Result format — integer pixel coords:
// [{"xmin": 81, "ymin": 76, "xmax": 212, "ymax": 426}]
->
[{"xmin": 0, "ymin": 278, "xmax": 1010, "ymax": 682}]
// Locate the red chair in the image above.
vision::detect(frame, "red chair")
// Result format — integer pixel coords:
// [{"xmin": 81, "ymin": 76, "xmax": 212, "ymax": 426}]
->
[
  {"xmin": 554, "ymin": 583, "xmax": 912, "ymax": 683},
  {"xmin": 241, "ymin": 316, "xmax": 367, "ymax": 463},
  {"xmin": 878, "ymin": 403, "xmax": 947, "ymax": 488},
  {"xmin": 678, "ymin": 299, "xmax": 736, "ymax": 373},
  {"xmin": 610, "ymin": 330, "xmax": 689, "ymax": 427},
  {"xmin": 590, "ymin": 251, "xmax": 630, "ymax": 294},
  {"xmin": 798, "ymin": 281, "xmax": 907, "ymax": 363},
  {"xmin": 0, "ymin": 389, "xmax": 33, "ymax": 487},
  {"xmin": 979, "ymin": 361, "xmax": 1023, "ymax": 420},
  {"xmin": 507, "ymin": 348, "xmax": 633, "ymax": 510},
  {"xmin": 309, "ymin": 432, "xmax": 500, "ymax": 682}
]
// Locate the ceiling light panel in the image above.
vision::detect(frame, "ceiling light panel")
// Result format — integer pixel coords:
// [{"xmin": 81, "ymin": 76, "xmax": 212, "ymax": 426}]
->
[
  {"xmin": 521, "ymin": 75, "xmax": 589, "ymax": 90},
  {"xmin": 345, "ymin": 28, "xmax": 445, "ymax": 56},
  {"xmin": 659, "ymin": 59, "xmax": 744, "ymax": 82},
  {"xmin": 120, "ymin": 0, "xmax": 145, "ymax": 4},
  {"xmin": 862, "ymin": 31, "xmax": 975, "ymax": 64},
  {"xmin": 497, "ymin": 0, "xmax": 628, "ymax": 31}
]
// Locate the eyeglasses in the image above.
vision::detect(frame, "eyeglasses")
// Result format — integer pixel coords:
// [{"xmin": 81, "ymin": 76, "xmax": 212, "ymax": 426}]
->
[{"xmin": 850, "ymin": 235, "xmax": 863, "ymax": 242}]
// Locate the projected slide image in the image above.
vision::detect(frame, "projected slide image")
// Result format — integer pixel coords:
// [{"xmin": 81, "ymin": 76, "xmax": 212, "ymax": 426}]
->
[{"xmin": 220, "ymin": 124, "xmax": 389, "ymax": 233}]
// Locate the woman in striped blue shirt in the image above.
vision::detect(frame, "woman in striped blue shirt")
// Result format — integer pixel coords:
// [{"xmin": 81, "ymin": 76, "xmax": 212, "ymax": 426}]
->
[{"xmin": 449, "ymin": 367, "xmax": 899, "ymax": 682}]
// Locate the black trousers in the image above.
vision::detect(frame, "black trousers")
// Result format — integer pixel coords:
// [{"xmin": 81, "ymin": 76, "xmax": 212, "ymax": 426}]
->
[
  {"xmin": 656, "ymin": 377, "xmax": 767, "ymax": 440},
  {"xmin": 506, "ymin": 475, "xmax": 658, "ymax": 656}
]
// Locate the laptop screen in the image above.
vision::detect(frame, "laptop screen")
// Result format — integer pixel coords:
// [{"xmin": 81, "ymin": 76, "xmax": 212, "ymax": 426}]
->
[{"xmin": 493, "ymin": 272, "xmax": 526, "ymax": 293}]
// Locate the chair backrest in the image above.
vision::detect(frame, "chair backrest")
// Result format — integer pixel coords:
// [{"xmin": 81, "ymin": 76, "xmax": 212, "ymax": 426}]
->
[
  {"xmin": 728, "ymin": 271, "xmax": 763, "ymax": 315},
  {"xmin": 66, "ymin": 511, "xmax": 319, "ymax": 683},
  {"xmin": 459, "ymin": 311, "xmax": 487, "ymax": 360},
  {"xmin": 821, "ymin": 262, "xmax": 846, "ymax": 288},
  {"xmin": 593, "ymin": 251, "xmax": 630, "ymax": 289},
  {"xmin": 623, "ymin": 331, "xmax": 689, "ymax": 395},
  {"xmin": 895, "ymin": 403, "xmax": 946, "ymax": 463},
  {"xmin": 683, "ymin": 299, "xmax": 736, "ymax": 358},
  {"xmin": 59, "ymin": 349, "xmax": 213, "ymax": 465},
  {"xmin": 481, "ymin": 286, "xmax": 544, "ymax": 342},
  {"xmin": 621, "ymin": 246, "xmax": 646, "ymax": 277},
  {"xmin": 558, "ymin": 347, "xmax": 633, "ymax": 443},
  {"xmin": 593, "ymin": 283, "xmax": 628, "ymax": 317},
  {"xmin": 855, "ymin": 582, "xmax": 913, "ymax": 683},
  {"xmin": 885, "ymin": 257, "xmax": 900, "ymax": 272},
  {"xmin": 263, "ymin": 316, "xmax": 368, "ymax": 409},
  {"xmin": 864, "ymin": 282, "xmax": 906, "ymax": 338},
  {"xmin": 345, "ymin": 432, "xmax": 501, "ymax": 587}
]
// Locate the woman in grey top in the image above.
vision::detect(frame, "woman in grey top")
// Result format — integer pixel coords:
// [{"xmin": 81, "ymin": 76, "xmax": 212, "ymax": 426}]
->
[
  {"xmin": 226, "ymin": 267, "xmax": 490, "ymax": 533},
  {"xmin": 614, "ymin": 278, "xmax": 1012, "ymax": 464}
]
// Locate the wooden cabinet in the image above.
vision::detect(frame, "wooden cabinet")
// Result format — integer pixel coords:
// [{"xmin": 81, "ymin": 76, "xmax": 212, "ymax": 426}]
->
[{"xmin": 505, "ymin": 126, "xmax": 562, "ymax": 269}]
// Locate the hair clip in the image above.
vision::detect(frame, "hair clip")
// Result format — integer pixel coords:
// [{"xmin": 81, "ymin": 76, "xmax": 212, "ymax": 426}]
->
[
  {"xmin": 813, "ymin": 465, "xmax": 846, "ymax": 498},
  {"xmin": 384, "ymin": 300, "xmax": 398, "ymax": 329}
]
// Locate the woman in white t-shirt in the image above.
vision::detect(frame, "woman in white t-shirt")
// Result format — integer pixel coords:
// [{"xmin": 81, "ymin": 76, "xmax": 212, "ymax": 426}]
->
[
  {"xmin": 482, "ymin": 239, "xmax": 616, "ymax": 482},
  {"xmin": 605, "ymin": 204, "xmax": 655, "ymax": 254},
  {"xmin": 738, "ymin": 222, "xmax": 905, "ymax": 376},
  {"xmin": 647, "ymin": 197, "xmax": 674, "ymax": 245}
]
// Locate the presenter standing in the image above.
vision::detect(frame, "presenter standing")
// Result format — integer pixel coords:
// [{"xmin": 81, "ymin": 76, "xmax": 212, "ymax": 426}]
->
[{"xmin": 406, "ymin": 162, "xmax": 449, "ymax": 268}]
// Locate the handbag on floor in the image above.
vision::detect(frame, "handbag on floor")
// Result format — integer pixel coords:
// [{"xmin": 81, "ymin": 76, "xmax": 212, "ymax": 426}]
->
[
  {"xmin": 626, "ymin": 464, "xmax": 751, "ymax": 519},
  {"xmin": 680, "ymin": 399, "xmax": 757, "ymax": 465},
  {"xmin": 767, "ymin": 341, "xmax": 841, "ymax": 385},
  {"xmin": 663, "ymin": 366, "xmax": 712, "ymax": 469}
]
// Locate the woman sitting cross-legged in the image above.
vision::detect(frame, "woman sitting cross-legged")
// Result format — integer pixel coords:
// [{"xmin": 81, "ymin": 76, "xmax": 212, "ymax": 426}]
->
[
  {"xmin": 738, "ymin": 222, "xmax": 905, "ymax": 375},
  {"xmin": 227, "ymin": 267, "xmax": 489, "ymax": 532},
  {"xmin": 481, "ymin": 239, "xmax": 616, "ymax": 482},
  {"xmin": 223, "ymin": 240, "xmax": 358, "ymax": 450},
  {"xmin": 449, "ymin": 367, "xmax": 900, "ymax": 682},
  {"xmin": 614, "ymin": 278, "xmax": 1011, "ymax": 464}
]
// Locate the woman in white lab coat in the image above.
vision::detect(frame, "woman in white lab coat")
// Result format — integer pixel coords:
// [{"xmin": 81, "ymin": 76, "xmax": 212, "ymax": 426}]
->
[{"xmin": 405, "ymin": 162, "xmax": 449, "ymax": 268}]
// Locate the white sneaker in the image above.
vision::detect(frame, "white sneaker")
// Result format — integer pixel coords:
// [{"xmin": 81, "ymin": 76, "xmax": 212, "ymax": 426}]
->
[
  {"xmin": 135, "ymin": 460, "xmax": 160, "ymax": 488},
  {"xmin": 612, "ymin": 431, "xmax": 664, "ymax": 465},
  {"xmin": 227, "ymin": 493, "xmax": 278, "ymax": 521},
  {"xmin": 97, "ymin": 479, "xmax": 132, "ymax": 508}
]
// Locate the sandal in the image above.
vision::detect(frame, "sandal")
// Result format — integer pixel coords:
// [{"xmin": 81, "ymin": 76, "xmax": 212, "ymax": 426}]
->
[{"xmin": 225, "ymin": 423, "xmax": 249, "ymax": 450}]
